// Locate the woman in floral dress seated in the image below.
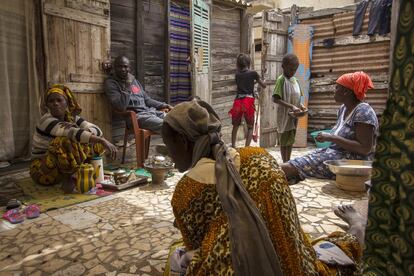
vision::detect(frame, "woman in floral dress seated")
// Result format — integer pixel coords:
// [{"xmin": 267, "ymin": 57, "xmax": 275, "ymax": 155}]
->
[{"xmin": 281, "ymin": 71, "xmax": 379, "ymax": 183}]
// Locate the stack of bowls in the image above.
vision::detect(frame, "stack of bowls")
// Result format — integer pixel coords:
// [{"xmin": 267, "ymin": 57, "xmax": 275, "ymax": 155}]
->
[{"xmin": 324, "ymin": 160, "xmax": 373, "ymax": 192}]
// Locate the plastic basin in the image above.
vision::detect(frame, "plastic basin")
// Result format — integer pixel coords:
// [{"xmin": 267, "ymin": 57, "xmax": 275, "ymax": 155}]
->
[{"xmin": 310, "ymin": 129, "xmax": 332, "ymax": 148}]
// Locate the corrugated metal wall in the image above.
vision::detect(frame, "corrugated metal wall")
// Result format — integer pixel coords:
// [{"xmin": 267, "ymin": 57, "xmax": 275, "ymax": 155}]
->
[{"xmin": 300, "ymin": 9, "xmax": 390, "ymax": 130}]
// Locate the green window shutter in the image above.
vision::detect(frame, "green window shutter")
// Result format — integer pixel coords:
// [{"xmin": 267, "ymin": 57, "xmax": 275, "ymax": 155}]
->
[{"xmin": 192, "ymin": 0, "xmax": 210, "ymax": 73}]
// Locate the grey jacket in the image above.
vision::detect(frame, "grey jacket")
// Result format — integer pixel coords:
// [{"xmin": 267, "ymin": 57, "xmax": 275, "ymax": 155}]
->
[{"xmin": 104, "ymin": 73, "xmax": 166, "ymax": 114}]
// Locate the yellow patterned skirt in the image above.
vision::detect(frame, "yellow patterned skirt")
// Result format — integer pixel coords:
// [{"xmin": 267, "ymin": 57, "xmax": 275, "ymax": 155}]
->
[
  {"xmin": 30, "ymin": 137, "xmax": 104, "ymax": 186},
  {"xmin": 168, "ymin": 147, "xmax": 361, "ymax": 275}
]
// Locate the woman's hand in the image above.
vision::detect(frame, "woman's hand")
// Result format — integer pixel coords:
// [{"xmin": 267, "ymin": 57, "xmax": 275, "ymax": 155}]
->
[
  {"xmin": 316, "ymin": 132, "xmax": 333, "ymax": 143},
  {"xmin": 101, "ymin": 139, "xmax": 117, "ymax": 160},
  {"xmin": 59, "ymin": 122, "xmax": 77, "ymax": 129}
]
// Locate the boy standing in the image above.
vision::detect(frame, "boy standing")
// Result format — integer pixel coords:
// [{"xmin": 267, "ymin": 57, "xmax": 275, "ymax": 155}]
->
[
  {"xmin": 229, "ymin": 54, "xmax": 266, "ymax": 148},
  {"xmin": 273, "ymin": 54, "xmax": 306, "ymax": 162}
]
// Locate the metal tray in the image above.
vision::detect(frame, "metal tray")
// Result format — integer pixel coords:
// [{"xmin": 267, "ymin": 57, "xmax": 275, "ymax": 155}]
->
[{"xmin": 100, "ymin": 176, "xmax": 148, "ymax": 190}]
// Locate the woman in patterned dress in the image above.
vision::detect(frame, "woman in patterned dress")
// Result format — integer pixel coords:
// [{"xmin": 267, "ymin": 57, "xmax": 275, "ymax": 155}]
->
[
  {"xmin": 363, "ymin": 0, "xmax": 414, "ymax": 274},
  {"xmin": 30, "ymin": 84, "xmax": 117, "ymax": 192},
  {"xmin": 162, "ymin": 100, "xmax": 365, "ymax": 275},
  {"xmin": 281, "ymin": 72, "xmax": 379, "ymax": 182}
]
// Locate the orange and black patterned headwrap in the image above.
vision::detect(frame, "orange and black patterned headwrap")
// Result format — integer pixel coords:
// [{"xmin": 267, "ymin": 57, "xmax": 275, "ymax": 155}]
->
[{"xmin": 46, "ymin": 84, "xmax": 82, "ymax": 121}]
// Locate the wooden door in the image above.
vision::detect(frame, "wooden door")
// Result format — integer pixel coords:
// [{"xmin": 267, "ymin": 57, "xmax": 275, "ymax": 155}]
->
[
  {"xmin": 191, "ymin": 0, "xmax": 211, "ymax": 103},
  {"xmin": 42, "ymin": 0, "xmax": 111, "ymax": 138},
  {"xmin": 259, "ymin": 10, "xmax": 289, "ymax": 147}
]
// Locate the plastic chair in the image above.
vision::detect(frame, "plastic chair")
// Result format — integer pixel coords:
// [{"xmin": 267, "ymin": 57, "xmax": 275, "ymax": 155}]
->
[{"xmin": 113, "ymin": 109, "xmax": 154, "ymax": 168}]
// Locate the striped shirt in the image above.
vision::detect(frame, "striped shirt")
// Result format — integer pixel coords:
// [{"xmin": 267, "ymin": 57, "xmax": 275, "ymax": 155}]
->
[{"xmin": 31, "ymin": 113, "xmax": 103, "ymax": 158}]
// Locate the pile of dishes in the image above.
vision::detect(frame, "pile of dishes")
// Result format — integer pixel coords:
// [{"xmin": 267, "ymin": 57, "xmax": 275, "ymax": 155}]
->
[{"xmin": 324, "ymin": 160, "xmax": 373, "ymax": 192}]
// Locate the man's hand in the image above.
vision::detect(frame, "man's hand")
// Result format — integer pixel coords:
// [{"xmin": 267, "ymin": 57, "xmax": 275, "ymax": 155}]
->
[
  {"xmin": 159, "ymin": 104, "xmax": 173, "ymax": 113},
  {"xmin": 102, "ymin": 60, "xmax": 112, "ymax": 74}
]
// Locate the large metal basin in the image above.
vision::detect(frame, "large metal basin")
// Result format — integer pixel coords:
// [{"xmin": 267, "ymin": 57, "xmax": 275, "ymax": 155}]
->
[{"xmin": 324, "ymin": 160, "xmax": 373, "ymax": 176}]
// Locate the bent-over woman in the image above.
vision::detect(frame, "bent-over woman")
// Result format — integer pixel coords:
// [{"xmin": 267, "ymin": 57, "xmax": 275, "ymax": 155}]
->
[
  {"xmin": 30, "ymin": 85, "xmax": 117, "ymax": 192},
  {"xmin": 162, "ymin": 100, "xmax": 365, "ymax": 275}
]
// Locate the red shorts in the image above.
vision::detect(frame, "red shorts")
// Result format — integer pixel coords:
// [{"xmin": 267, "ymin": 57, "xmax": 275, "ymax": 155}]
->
[{"xmin": 228, "ymin": 97, "xmax": 255, "ymax": 126}]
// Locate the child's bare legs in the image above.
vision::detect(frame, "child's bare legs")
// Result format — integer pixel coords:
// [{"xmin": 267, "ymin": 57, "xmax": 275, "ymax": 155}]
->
[
  {"xmin": 280, "ymin": 146, "xmax": 286, "ymax": 162},
  {"xmin": 280, "ymin": 145, "xmax": 293, "ymax": 162},
  {"xmin": 231, "ymin": 124, "xmax": 239, "ymax": 148},
  {"xmin": 245, "ymin": 125, "xmax": 253, "ymax": 147}
]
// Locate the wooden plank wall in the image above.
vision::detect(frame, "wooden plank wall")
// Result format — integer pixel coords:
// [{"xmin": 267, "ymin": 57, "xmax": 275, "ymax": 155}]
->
[
  {"xmin": 110, "ymin": 0, "xmax": 136, "ymax": 143},
  {"xmin": 300, "ymin": 8, "xmax": 390, "ymax": 131},
  {"xmin": 109, "ymin": 0, "xmax": 166, "ymax": 143},
  {"xmin": 110, "ymin": 0, "xmax": 137, "ymax": 76},
  {"xmin": 259, "ymin": 11, "xmax": 289, "ymax": 147},
  {"xmin": 142, "ymin": 0, "xmax": 166, "ymax": 102},
  {"xmin": 211, "ymin": 2, "xmax": 242, "ymax": 142},
  {"xmin": 43, "ymin": 0, "xmax": 111, "ymax": 140}
]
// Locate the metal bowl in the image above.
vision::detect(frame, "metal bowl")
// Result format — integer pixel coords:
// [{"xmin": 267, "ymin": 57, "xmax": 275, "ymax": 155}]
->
[
  {"xmin": 288, "ymin": 109, "xmax": 308, "ymax": 118},
  {"xmin": 324, "ymin": 160, "xmax": 373, "ymax": 176}
]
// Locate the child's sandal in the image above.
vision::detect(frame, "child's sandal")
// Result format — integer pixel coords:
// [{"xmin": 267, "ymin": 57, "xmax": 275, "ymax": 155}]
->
[
  {"xmin": 3, "ymin": 208, "xmax": 25, "ymax": 224},
  {"xmin": 24, "ymin": 204, "xmax": 40, "ymax": 219}
]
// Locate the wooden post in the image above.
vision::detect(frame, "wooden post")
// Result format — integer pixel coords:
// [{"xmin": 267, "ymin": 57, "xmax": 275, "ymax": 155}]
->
[
  {"xmin": 35, "ymin": 0, "xmax": 46, "ymax": 108},
  {"xmin": 165, "ymin": 0, "xmax": 171, "ymax": 104},
  {"xmin": 136, "ymin": 0, "xmax": 144, "ymax": 86},
  {"xmin": 240, "ymin": 9, "xmax": 250, "ymax": 54},
  {"xmin": 189, "ymin": 0, "xmax": 195, "ymax": 98},
  {"xmin": 290, "ymin": 4, "xmax": 298, "ymax": 25}
]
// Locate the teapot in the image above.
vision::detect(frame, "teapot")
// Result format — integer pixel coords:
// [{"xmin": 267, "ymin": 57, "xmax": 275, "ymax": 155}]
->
[{"xmin": 73, "ymin": 163, "xmax": 101, "ymax": 193}]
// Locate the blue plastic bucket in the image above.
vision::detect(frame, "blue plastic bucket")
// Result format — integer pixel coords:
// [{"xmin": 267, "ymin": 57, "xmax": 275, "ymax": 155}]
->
[{"xmin": 310, "ymin": 129, "xmax": 332, "ymax": 148}]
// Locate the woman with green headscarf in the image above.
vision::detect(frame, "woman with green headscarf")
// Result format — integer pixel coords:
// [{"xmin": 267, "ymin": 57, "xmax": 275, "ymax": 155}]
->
[
  {"xmin": 30, "ymin": 84, "xmax": 117, "ymax": 192},
  {"xmin": 162, "ymin": 99, "xmax": 365, "ymax": 275}
]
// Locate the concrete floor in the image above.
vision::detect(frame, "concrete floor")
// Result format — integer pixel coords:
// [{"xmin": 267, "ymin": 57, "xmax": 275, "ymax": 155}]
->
[{"xmin": 0, "ymin": 145, "xmax": 368, "ymax": 276}]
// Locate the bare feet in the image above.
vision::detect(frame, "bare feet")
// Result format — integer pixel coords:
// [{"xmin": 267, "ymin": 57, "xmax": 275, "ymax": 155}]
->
[
  {"xmin": 334, "ymin": 204, "xmax": 366, "ymax": 245},
  {"xmin": 61, "ymin": 176, "xmax": 75, "ymax": 193},
  {"xmin": 280, "ymin": 163, "xmax": 304, "ymax": 185},
  {"xmin": 333, "ymin": 205, "xmax": 363, "ymax": 226}
]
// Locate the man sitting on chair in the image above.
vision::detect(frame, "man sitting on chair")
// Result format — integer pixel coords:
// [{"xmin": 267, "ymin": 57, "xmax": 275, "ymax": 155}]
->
[{"xmin": 104, "ymin": 55, "xmax": 172, "ymax": 134}]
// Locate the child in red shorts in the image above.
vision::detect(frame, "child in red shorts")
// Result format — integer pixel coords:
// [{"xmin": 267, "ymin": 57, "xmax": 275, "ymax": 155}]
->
[{"xmin": 229, "ymin": 54, "xmax": 266, "ymax": 148}]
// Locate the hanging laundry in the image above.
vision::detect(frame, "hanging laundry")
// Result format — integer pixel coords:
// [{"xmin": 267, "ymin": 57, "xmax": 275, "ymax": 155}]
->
[
  {"xmin": 368, "ymin": 0, "xmax": 393, "ymax": 36},
  {"xmin": 353, "ymin": 0, "xmax": 370, "ymax": 36},
  {"xmin": 353, "ymin": 0, "xmax": 392, "ymax": 36}
]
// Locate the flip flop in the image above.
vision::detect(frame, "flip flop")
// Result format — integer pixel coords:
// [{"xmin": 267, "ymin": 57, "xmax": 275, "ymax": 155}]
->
[
  {"xmin": 3, "ymin": 208, "xmax": 25, "ymax": 224},
  {"xmin": 24, "ymin": 204, "xmax": 40, "ymax": 219}
]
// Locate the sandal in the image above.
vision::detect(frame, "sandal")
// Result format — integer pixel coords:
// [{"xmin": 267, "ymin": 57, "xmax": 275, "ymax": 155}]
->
[
  {"xmin": 6, "ymin": 199, "xmax": 22, "ymax": 210},
  {"xmin": 3, "ymin": 208, "xmax": 25, "ymax": 224},
  {"xmin": 24, "ymin": 204, "xmax": 40, "ymax": 219}
]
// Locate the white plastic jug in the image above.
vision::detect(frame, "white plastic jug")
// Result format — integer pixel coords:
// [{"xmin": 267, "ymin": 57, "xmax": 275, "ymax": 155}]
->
[{"xmin": 91, "ymin": 156, "xmax": 105, "ymax": 184}]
